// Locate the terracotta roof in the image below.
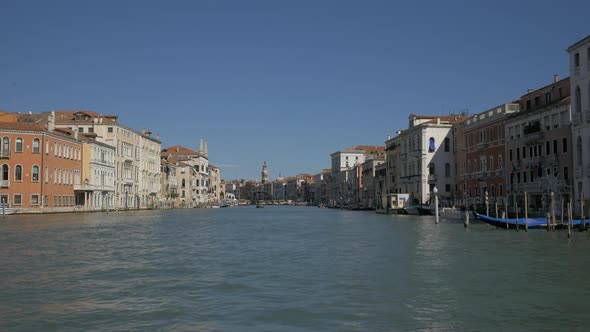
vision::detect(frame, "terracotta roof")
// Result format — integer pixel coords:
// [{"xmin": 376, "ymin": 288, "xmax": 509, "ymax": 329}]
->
[
  {"xmin": 352, "ymin": 145, "xmax": 386, "ymax": 156},
  {"xmin": 0, "ymin": 122, "xmax": 47, "ymax": 131},
  {"xmin": 161, "ymin": 145, "xmax": 200, "ymax": 156}
]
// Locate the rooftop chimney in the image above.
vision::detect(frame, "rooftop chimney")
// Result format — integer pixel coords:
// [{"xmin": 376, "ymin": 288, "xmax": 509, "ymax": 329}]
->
[
  {"xmin": 200, "ymin": 138, "xmax": 204, "ymax": 152},
  {"xmin": 554, "ymin": 74, "xmax": 559, "ymax": 83},
  {"xmin": 48, "ymin": 111, "xmax": 55, "ymax": 132},
  {"xmin": 156, "ymin": 133, "xmax": 160, "ymax": 141},
  {"xmin": 73, "ymin": 127, "xmax": 79, "ymax": 140},
  {"xmin": 204, "ymin": 141, "xmax": 208, "ymax": 157}
]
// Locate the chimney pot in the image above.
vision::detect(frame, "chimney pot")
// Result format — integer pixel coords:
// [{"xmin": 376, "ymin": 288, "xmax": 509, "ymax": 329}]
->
[{"xmin": 554, "ymin": 74, "xmax": 559, "ymax": 83}]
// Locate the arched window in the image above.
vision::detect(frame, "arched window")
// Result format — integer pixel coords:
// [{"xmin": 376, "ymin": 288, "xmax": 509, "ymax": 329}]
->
[
  {"xmin": 15, "ymin": 165, "xmax": 22, "ymax": 181},
  {"xmin": 428, "ymin": 163, "xmax": 435, "ymax": 175},
  {"xmin": 2, "ymin": 137, "xmax": 9, "ymax": 157},
  {"xmin": 445, "ymin": 163, "xmax": 451, "ymax": 177},
  {"xmin": 2, "ymin": 164, "xmax": 8, "ymax": 181},
  {"xmin": 444, "ymin": 137, "xmax": 450, "ymax": 152},
  {"xmin": 182, "ymin": 179, "xmax": 186, "ymax": 187},
  {"xmin": 575, "ymin": 86, "xmax": 582, "ymax": 113},
  {"xmin": 15, "ymin": 137, "xmax": 23, "ymax": 152},
  {"xmin": 32, "ymin": 165, "xmax": 39, "ymax": 182},
  {"xmin": 32, "ymin": 138, "xmax": 40, "ymax": 153},
  {"xmin": 428, "ymin": 137, "xmax": 436, "ymax": 152}
]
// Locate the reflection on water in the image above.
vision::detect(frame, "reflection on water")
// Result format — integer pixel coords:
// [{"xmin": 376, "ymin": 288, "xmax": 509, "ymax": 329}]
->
[{"xmin": 1, "ymin": 208, "xmax": 590, "ymax": 331}]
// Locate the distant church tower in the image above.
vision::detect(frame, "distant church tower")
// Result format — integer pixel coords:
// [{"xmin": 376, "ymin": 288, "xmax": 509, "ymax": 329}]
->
[{"xmin": 261, "ymin": 161, "xmax": 268, "ymax": 184}]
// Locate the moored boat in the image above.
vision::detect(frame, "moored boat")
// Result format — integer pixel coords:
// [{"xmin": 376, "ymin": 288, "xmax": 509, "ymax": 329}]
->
[
  {"xmin": 476, "ymin": 213, "xmax": 588, "ymax": 230},
  {"xmin": 0, "ymin": 205, "xmax": 17, "ymax": 215}
]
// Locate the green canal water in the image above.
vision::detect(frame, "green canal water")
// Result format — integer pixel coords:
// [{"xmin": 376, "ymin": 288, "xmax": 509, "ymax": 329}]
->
[{"xmin": 1, "ymin": 206, "xmax": 589, "ymax": 331}]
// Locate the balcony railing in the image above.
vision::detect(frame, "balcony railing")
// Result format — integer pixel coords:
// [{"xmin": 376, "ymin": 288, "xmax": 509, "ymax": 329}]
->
[
  {"xmin": 0, "ymin": 151, "xmax": 10, "ymax": 159},
  {"xmin": 0, "ymin": 180, "xmax": 9, "ymax": 188}
]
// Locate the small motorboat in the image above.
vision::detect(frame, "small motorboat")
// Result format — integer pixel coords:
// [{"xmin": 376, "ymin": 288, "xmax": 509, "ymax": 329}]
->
[
  {"xmin": 0, "ymin": 205, "xmax": 17, "ymax": 215},
  {"xmin": 256, "ymin": 202, "xmax": 264, "ymax": 208}
]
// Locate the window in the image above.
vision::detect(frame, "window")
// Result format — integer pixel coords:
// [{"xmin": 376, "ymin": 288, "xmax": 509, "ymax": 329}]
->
[
  {"xmin": 44, "ymin": 195, "xmax": 48, "ymax": 206},
  {"xmin": 2, "ymin": 137, "xmax": 9, "ymax": 156},
  {"xmin": 32, "ymin": 165, "xmax": 39, "ymax": 182},
  {"xmin": 31, "ymin": 194, "xmax": 39, "ymax": 205},
  {"xmin": 578, "ymin": 137, "xmax": 583, "ymax": 166},
  {"xmin": 15, "ymin": 138, "xmax": 23, "ymax": 152},
  {"xmin": 516, "ymin": 147, "xmax": 520, "ymax": 161},
  {"xmin": 445, "ymin": 184, "xmax": 451, "ymax": 192},
  {"xmin": 553, "ymin": 140, "xmax": 558, "ymax": 154},
  {"xmin": 428, "ymin": 137, "xmax": 436, "ymax": 152},
  {"xmin": 32, "ymin": 138, "xmax": 40, "ymax": 153},
  {"xmin": 108, "ymin": 127, "xmax": 113, "ymax": 133},
  {"xmin": 88, "ymin": 127, "xmax": 94, "ymax": 133},
  {"xmin": 79, "ymin": 127, "xmax": 84, "ymax": 133},
  {"xmin": 546, "ymin": 141, "xmax": 550, "ymax": 155},
  {"xmin": 526, "ymin": 100, "xmax": 531, "ymax": 110},
  {"xmin": 522, "ymin": 147, "xmax": 526, "ymax": 159},
  {"xmin": 564, "ymin": 167, "xmax": 569, "ymax": 181},
  {"xmin": 45, "ymin": 140, "xmax": 49, "ymax": 154},
  {"xmin": 575, "ymin": 52, "xmax": 580, "ymax": 67},
  {"xmin": 444, "ymin": 138, "xmax": 450, "ymax": 152},
  {"xmin": 534, "ymin": 96, "xmax": 540, "ymax": 106},
  {"xmin": 2, "ymin": 164, "xmax": 8, "ymax": 182},
  {"xmin": 15, "ymin": 165, "xmax": 22, "ymax": 181},
  {"xmin": 563, "ymin": 138, "xmax": 568, "ymax": 153},
  {"xmin": 545, "ymin": 92, "xmax": 551, "ymax": 103},
  {"xmin": 575, "ymin": 86, "xmax": 582, "ymax": 112},
  {"xmin": 509, "ymin": 149, "xmax": 513, "ymax": 162},
  {"xmin": 13, "ymin": 194, "xmax": 22, "ymax": 205},
  {"xmin": 445, "ymin": 163, "xmax": 451, "ymax": 177}
]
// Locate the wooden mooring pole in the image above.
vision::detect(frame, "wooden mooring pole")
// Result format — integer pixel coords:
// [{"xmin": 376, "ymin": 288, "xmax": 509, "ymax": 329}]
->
[
  {"xmin": 515, "ymin": 200, "xmax": 519, "ymax": 232},
  {"xmin": 524, "ymin": 191, "xmax": 529, "ymax": 232}
]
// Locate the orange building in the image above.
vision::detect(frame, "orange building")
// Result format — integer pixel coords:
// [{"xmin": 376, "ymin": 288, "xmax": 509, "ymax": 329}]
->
[{"xmin": 0, "ymin": 122, "xmax": 82, "ymax": 212}]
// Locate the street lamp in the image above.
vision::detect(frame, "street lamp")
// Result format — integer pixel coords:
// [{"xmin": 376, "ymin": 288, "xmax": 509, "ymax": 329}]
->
[{"xmin": 433, "ymin": 186, "xmax": 439, "ymax": 224}]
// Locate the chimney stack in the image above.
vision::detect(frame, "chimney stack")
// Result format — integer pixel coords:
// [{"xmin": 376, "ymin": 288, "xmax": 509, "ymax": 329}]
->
[
  {"xmin": 199, "ymin": 138, "xmax": 204, "ymax": 152},
  {"xmin": 73, "ymin": 127, "xmax": 79, "ymax": 140},
  {"xmin": 554, "ymin": 74, "xmax": 559, "ymax": 83},
  {"xmin": 48, "ymin": 111, "xmax": 55, "ymax": 132},
  {"xmin": 204, "ymin": 141, "xmax": 208, "ymax": 157}
]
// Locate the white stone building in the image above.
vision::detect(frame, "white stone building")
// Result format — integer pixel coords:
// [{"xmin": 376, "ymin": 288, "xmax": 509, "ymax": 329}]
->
[
  {"xmin": 387, "ymin": 114, "xmax": 467, "ymax": 206},
  {"xmin": 568, "ymin": 35, "xmax": 590, "ymax": 213},
  {"xmin": 77, "ymin": 138, "xmax": 116, "ymax": 210},
  {"xmin": 48, "ymin": 111, "xmax": 161, "ymax": 210}
]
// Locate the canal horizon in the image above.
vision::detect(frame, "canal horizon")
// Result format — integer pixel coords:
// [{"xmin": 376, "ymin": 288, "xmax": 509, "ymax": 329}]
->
[{"xmin": 1, "ymin": 206, "xmax": 589, "ymax": 331}]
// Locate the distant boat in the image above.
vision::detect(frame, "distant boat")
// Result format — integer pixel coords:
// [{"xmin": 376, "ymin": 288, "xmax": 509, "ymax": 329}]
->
[
  {"xmin": 256, "ymin": 202, "xmax": 264, "ymax": 208},
  {"xmin": 0, "ymin": 205, "xmax": 17, "ymax": 215}
]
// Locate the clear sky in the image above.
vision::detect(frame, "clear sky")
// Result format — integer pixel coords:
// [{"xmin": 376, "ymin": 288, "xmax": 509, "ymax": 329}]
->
[{"xmin": 1, "ymin": 0, "xmax": 588, "ymax": 181}]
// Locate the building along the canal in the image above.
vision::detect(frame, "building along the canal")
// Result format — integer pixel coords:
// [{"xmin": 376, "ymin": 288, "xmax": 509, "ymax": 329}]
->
[
  {"xmin": 505, "ymin": 76, "xmax": 572, "ymax": 215},
  {"xmin": 463, "ymin": 103, "xmax": 519, "ymax": 208},
  {"xmin": 77, "ymin": 135, "xmax": 116, "ymax": 210},
  {"xmin": 568, "ymin": 35, "xmax": 590, "ymax": 215},
  {"xmin": 386, "ymin": 114, "xmax": 467, "ymax": 206},
  {"xmin": 36, "ymin": 110, "xmax": 161, "ymax": 210},
  {"xmin": 0, "ymin": 118, "xmax": 82, "ymax": 212}
]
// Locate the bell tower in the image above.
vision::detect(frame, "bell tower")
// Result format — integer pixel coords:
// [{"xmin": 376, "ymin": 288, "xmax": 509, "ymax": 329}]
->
[{"xmin": 261, "ymin": 161, "xmax": 268, "ymax": 184}]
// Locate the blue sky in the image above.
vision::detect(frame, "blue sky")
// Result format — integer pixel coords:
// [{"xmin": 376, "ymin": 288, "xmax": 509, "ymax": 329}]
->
[{"xmin": 1, "ymin": 0, "xmax": 588, "ymax": 180}]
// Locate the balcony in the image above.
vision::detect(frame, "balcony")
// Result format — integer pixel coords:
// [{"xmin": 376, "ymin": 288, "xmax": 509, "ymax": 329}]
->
[
  {"xmin": 0, "ymin": 151, "xmax": 9, "ymax": 159},
  {"xmin": 0, "ymin": 180, "xmax": 9, "ymax": 188},
  {"xmin": 428, "ymin": 174, "xmax": 437, "ymax": 183}
]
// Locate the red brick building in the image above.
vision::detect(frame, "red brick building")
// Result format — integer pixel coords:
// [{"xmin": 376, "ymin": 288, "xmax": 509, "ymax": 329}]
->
[
  {"xmin": 0, "ymin": 122, "xmax": 82, "ymax": 212},
  {"xmin": 462, "ymin": 103, "xmax": 520, "ymax": 206}
]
